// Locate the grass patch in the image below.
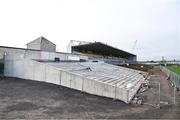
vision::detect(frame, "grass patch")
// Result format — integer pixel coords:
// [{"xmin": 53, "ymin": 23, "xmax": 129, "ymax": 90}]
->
[{"xmin": 166, "ymin": 66, "xmax": 180, "ymax": 75}]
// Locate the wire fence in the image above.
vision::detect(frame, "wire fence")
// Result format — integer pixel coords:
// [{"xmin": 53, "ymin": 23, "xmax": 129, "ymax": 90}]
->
[
  {"xmin": 143, "ymin": 81, "xmax": 161, "ymax": 108},
  {"xmin": 160, "ymin": 66, "xmax": 180, "ymax": 87}
]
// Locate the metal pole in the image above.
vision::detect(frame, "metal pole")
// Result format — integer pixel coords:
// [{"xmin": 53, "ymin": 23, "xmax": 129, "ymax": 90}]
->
[
  {"xmin": 174, "ymin": 85, "xmax": 176, "ymax": 105},
  {"xmin": 159, "ymin": 82, "xmax": 161, "ymax": 107}
]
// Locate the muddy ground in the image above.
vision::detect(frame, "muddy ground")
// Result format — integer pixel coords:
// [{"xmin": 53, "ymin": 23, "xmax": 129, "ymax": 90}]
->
[
  {"xmin": 119, "ymin": 64, "xmax": 154, "ymax": 72},
  {"xmin": 0, "ymin": 67, "xmax": 180, "ymax": 119}
]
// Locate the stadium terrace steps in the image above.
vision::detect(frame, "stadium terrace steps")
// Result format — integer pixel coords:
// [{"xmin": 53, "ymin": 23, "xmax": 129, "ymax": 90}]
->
[
  {"xmin": 47, "ymin": 62, "xmax": 145, "ymax": 86},
  {"xmin": 4, "ymin": 58, "xmax": 147, "ymax": 103},
  {"xmin": 47, "ymin": 62, "xmax": 147, "ymax": 102}
]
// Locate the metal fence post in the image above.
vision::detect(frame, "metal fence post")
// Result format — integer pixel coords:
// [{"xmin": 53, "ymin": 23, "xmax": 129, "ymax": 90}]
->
[
  {"xmin": 158, "ymin": 82, "xmax": 161, "ymax": 107},
  {"xmin": 174, "ymin": 85, "xmax": 176, "ymax": 105}
]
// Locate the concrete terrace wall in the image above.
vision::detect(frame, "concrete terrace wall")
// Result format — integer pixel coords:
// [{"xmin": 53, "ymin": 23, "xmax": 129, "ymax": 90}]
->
[
  {"xmin": 0, "ymin": 48, "xmax": 25, "ymax": 60},
  {"xmin": 4, "ymin": 58, "xmax": 131, "ymax": 103},
  {"xmin": 41, "ymin": 51, "xmax": 67, "ymax": 61},
  {"xmin": 0, "ymin": 47, "xmax": 88, "ymax": 61}
]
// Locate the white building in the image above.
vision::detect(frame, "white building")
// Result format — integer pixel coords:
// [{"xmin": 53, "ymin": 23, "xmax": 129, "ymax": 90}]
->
[{"xmin": 26, "ymin": 36, "xmax": 56, "ymax": 52}]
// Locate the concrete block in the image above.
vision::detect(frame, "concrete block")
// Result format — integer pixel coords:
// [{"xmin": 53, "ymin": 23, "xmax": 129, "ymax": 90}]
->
[
  {"xmin": 61, "ymin": 71, "xmax": 71, "ymax": 87},
  {"xmin": 4, "ymin": 60, "xmax": 13, "ymax": 76},
  {"xmin": 23, "ymin": 59, "xmax": 35, "ymax": 80},
  {"xmin": 33, "ymin": 62, "xmax": 46, "ymax": 82},
  {"xmin": 45, "ymin": 66, "xmax": 60, "ymax": 85},
  {"xmin": 70, "ymin": 75, "xmax": 83, "ymax": 91}
]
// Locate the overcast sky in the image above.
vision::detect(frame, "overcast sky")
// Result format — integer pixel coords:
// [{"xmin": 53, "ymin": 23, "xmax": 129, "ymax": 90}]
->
[{"xmin": 0, "ymin": 0, "xmax": 179, "ymax": 61}]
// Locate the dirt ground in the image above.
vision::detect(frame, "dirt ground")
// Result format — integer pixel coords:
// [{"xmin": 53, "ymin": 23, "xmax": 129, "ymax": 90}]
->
[
  {"xmin": 119, "ymin": 64, "xmax": 154, "ymax": 72},
  {"xmin": 0, "ymin": 67, "xmax": 180, "ymax": 119}
]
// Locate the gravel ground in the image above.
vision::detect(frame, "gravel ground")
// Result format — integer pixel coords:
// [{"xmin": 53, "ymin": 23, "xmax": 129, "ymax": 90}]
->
[{"xmin": 0, "ymin": 67, "xmax": 180, "ymax": 119}]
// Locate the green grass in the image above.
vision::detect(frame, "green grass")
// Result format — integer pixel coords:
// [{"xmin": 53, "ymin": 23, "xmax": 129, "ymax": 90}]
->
[{"xmin": 166, "ymin": 66, "xmax": 180, "ymax": 75}]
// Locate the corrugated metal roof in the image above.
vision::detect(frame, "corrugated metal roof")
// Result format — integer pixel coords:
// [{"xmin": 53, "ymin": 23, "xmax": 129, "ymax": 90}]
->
[{"xmin": 72, "ymin": 42, "xmax": 136, "ymax": 57}]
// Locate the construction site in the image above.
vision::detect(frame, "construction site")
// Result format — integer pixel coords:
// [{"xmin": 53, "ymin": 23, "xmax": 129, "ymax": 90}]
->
[{"xmin": 0, "ymin": 37, "xmax": 180, "ymax": 119}]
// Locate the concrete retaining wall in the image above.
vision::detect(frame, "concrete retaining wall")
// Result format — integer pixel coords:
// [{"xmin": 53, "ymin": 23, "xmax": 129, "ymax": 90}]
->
[
  {"xmin": 4, "ymin": 58, "xmax": 130, "ymax": 103},
  {"xmin": 0, "ymin": 51, "xmax": 4, "ymax": 75},
  {"xmin": 0, "ymin": 47, "xmax": 88, "ymax": 61}
]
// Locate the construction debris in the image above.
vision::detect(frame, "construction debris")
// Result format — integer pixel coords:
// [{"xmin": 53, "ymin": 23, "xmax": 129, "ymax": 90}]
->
[
  {"xmin": 131, "ymin": 79, "xmax": 151, "ymax": 105},
  {"xmin": 140, "ymin": 82, "xmax": 150, "ymax": 93}
]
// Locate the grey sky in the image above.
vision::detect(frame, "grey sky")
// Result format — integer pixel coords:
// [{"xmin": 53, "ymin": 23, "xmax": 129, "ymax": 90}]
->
[{"xmin": 0, "ymin": 0, "xmax": 179, "ymax": 61}]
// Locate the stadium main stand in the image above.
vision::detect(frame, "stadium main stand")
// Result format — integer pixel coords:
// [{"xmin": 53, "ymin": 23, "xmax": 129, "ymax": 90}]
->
[{"xmin": 71, "ymin": 42, "xmax": 137, "ymax": 64}]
